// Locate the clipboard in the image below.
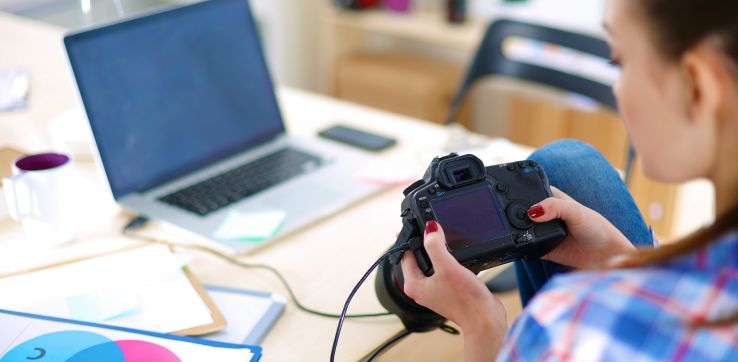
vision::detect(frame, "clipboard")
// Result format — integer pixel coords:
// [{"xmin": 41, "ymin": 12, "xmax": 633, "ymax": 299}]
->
[{"xmin": 0, "ymin": 242, "xmax": 226, "ymax": 336}]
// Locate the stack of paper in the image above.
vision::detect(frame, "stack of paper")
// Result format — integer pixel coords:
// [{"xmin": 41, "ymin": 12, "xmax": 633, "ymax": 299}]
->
[
  {"xmin": 0, "ymin": 69, "xmax": 29, "ymax": 111},
  {"xmin": 0, "ymin": 244, "xmax": 221, "ymax": 334}
]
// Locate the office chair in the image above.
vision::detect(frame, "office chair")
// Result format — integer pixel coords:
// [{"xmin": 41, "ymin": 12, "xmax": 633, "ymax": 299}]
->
[
  {"xmin": 446, "ymin": 19, "xmax": 635, "ymax": 293},
  {"xmin": 446, "ymin": 18, "xmax": 635, "ymax": 184}
]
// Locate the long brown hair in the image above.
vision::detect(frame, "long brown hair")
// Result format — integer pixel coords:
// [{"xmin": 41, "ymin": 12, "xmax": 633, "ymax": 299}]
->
[
  {"xmin": 638, "ymin": 1, "xmax": 738, "ymax": 61},
  {"xmin": 622, "ymin": 207, "xmax": 738, "ymax": 267},
  {"xmin": 622, "ymin": 0, "xmax": 738, "ymax": 325}
]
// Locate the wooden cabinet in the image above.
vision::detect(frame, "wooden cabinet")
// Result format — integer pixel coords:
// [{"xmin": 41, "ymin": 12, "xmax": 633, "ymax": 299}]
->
[{"xmin": 320, "ymin": 7, "xmax": 485, "ymax": 121}]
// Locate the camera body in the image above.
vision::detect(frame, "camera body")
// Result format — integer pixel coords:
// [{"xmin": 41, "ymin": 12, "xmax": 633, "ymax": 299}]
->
[
  {"xmin": 403, "ymin": 153, "xmax": 567, "ymax": 275},
  {"xmin": 375, "ymin": 153, "xmax": 567, "ymax": 332}
]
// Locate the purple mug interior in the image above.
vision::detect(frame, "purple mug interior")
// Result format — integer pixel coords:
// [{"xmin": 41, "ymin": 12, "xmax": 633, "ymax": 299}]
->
[
  {"xmin": 15, "ymin": 153, "xmax": 70, "ymax": 172},
  {"xmin": 385, "ymin": 0, "xmax": 411, "ymax": 12}
]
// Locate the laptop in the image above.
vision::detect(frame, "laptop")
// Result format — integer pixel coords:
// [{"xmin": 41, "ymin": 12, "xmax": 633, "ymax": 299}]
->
[{"xmin": 63, "ymin": 0, "xmax": 384, "ymax": 251}]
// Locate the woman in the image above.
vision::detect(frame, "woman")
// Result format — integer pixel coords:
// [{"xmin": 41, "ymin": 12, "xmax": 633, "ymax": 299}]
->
[{"xmin": 400, "ymin": 0, "xmax": 738, "ymax": 360}]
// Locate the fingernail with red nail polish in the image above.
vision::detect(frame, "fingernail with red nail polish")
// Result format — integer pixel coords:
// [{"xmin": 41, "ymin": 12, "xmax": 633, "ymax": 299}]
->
[
  {"xmin": 425, "ymin": 220, "xmax": 438, "ymax": 234},
  {"xmin": 528, "ymin": 205, "xmax": 545, "ymax": 219}
]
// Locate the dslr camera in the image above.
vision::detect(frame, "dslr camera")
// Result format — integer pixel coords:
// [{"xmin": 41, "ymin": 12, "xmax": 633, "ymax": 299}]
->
[{"xmin": 375, "ymin": 153, "xmax": 567, "ymax": 331}]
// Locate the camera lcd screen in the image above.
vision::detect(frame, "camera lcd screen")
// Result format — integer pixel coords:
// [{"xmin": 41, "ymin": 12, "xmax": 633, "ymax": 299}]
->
[{"xmin": 431, "ymin": 186, "xmax": 508, "ymax": 250}]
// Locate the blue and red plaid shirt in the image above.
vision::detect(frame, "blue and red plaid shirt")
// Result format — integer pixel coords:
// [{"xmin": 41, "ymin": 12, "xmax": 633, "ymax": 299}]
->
[{"xmin": 498, "ymin": 232, "xmax": 738, "ymax": 362}]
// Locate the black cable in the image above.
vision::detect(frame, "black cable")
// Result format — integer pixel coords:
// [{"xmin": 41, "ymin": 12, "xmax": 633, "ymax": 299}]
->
[
  {"xmin": 363, "ymin": 323, "xmax": 458, "ymax": 361},
  {"xmin": 330, "ymin": 244, "xmax": 409, "ymax": 362},
  {"xmin": 122, "ymin": 217, "xmax": 393, "ymax": 319},
  {"xmin": 439, "ymin": 323, "xmax": 460, "ymax": 335},
  {"xmin": 365, "ymin": 329, "xmax": 412, "ymax": 362},
  {"xmin": 123, "ymin": 216, "xmax": 150, "ymax": 231}
]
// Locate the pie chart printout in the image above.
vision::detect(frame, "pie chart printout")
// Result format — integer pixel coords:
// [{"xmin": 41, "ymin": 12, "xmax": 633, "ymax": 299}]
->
[{"xmin": 0, "ymin": 331, "xmax": 181, "ymax": 362}]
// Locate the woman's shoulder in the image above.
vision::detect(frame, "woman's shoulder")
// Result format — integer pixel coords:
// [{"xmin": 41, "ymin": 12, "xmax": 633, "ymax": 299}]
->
[{"xmin": 499, "ymin": 234, "xmax": 738, "ymax": 361}]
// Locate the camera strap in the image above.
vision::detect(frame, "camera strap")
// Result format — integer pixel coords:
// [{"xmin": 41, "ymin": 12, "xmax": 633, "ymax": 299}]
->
[{"xmin": 388, "ymin": 217, "xmax": 421, "ymax": 265}]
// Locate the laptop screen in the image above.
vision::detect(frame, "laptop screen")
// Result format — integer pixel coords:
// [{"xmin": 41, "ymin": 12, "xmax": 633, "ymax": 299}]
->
[{"xmin": 65, "ymin": 0, "xmax": 285, "ymax": 198}]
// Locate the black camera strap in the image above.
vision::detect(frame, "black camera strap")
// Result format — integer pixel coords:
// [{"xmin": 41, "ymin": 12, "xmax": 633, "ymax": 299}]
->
[{"xmin": 388, "ymin": 217, "xmax": 422, "ymax": 265}]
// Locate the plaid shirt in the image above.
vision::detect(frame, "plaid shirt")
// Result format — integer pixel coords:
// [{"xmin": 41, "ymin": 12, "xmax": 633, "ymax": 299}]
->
[{"xmin": 498, "ymin": 233, "xmax": 738, "ymax": 362}]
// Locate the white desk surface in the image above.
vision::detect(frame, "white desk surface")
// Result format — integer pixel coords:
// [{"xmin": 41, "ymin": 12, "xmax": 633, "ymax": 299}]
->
[{"xmin": 0, "ymin": 11, "xmax": 525, "ymax": 361}]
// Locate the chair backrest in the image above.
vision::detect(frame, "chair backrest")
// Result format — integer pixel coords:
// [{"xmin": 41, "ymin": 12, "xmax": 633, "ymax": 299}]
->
[
  {"xmin": 448, "ymin": 18, "xmax": 636, "ymax": 183},
  {"xmin": 448, "ymin": 19, "xmax": 617, "ymax": 123}
]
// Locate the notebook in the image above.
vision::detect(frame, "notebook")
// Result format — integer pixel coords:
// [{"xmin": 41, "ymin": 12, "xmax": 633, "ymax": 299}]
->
[
  {"xmin": 203, "ymin": 285, "xmax": 285, "ymax": 345},
  {"xmin": 0, "ymin": 308, "xmax": 259, "ymax": 361}
]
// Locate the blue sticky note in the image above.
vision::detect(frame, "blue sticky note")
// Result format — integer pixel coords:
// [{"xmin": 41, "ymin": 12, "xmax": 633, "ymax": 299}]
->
[
  {"xmin": 67, "ymin": 290, "xmax": 138, "ymax": 323},
  {"xmin": 214, "ymin": 210, "xmax": 286, "ymax": 241}
]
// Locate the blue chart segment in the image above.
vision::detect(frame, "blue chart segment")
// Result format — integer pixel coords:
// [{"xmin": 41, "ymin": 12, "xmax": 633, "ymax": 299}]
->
[
  {"xmin": 1, "ymin": 331, "xmax": 119, "ymax": 361},
  {"xmin": 1, "ymin": 331, "xmax": 181, "ymax": 362}
]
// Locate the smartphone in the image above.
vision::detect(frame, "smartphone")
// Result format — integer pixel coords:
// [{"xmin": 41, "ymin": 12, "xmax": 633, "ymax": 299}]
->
[{"xmin": 318, "ymin": 125, "xmax": 397, "ymax": 152}]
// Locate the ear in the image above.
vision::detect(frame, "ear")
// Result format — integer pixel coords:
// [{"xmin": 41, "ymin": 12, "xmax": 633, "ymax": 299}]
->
[{"xmin": 681, "ymin": 41, "xmax": 730, "ymax": 126}]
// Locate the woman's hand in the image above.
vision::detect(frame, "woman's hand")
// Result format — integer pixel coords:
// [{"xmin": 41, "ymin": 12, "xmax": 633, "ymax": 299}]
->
[
  {"xmin": 528, "ymin": 187, "xmax": 637, "ymax": 269},
  {"xmin": 401, "ymin": 221, "xmax": 507, "ymax": 362}
]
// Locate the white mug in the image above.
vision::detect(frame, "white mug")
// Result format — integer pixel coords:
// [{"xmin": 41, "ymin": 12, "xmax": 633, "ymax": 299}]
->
[{"xmin": 3, "ymin": 153, "xmax": 76, "ymax": 246}]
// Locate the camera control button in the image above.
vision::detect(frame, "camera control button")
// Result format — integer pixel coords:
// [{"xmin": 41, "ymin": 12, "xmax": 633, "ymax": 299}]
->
[
  {"xmin": 507, "ymin": 201, "xmax": 535, "ymax": 229},
  {"xmin": 495, "ymin": 183, "xmax": 508, "ymax": 194},
  {"xmin": 506, "ymin": 164, "xmax": 516, "ymax": 171},
  {"xmin": 424, "ymin": 213, "xmax": 434, "ymax": 221},
  {"xmin": 419, "ymin": 200, "xmax": 429, "ymax": 208},
  {"xmin": 517, "ymin": 161, "xmax": 527, "ymax": 169}
]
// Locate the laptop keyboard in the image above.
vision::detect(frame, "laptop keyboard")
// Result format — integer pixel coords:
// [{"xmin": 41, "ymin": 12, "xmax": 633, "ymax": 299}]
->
[{"xmin": 160, "ymin": 148, "xmax": 322, "ymax": 216}]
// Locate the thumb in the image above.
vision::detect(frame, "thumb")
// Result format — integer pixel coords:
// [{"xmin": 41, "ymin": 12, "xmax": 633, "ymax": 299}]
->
[
  {"xmin": 527, "ymin": 197, "xmax": 582, "ymax": 224},
  {"xmin": 422, "ymin": 220, "xmax": 458, "ymax": 273}
]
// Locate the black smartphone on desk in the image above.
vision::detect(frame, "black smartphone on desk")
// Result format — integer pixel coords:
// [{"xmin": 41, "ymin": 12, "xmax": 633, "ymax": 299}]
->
[{"xmin": 318, "ymin": 125, "xmax": 397, "ymax": 152}]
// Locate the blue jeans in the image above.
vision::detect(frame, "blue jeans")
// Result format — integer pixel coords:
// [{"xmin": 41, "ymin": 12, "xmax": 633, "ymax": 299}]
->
[{"xmin": 514, "ymin": 140, "xmax": 655, "ymax": 306}]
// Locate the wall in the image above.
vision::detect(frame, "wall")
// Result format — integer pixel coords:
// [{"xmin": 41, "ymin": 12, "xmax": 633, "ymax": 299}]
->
[
  {"xmin": 472, "ymin": 0, "xmax": 607, "ymax": 36},
  {"xmin": 256, "ymin": 0, "xmax": 609, "ymax": 91},
  {"xmin": 250, "ymin": 0, "xmax": 323, "ymax": 91}
]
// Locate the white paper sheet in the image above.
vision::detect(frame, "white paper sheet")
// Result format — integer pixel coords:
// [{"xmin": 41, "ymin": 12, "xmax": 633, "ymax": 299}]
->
[
  {"xmin": 0, "ymin": 244, "xmax": 214, "ymax": 333},
  {"xmin": 0, "ymin": 69, "xmax": 29, "ymax": 111}
]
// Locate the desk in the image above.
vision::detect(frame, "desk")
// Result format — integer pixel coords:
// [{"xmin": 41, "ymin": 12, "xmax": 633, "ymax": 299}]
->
[{"xmin": 0, "ymin": 11, "xmax": 523, "ymax": 361}]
